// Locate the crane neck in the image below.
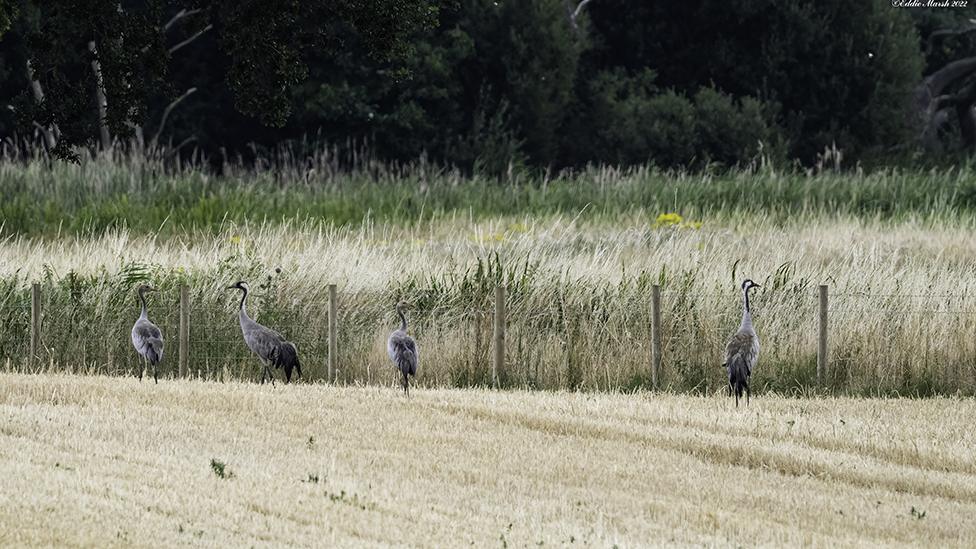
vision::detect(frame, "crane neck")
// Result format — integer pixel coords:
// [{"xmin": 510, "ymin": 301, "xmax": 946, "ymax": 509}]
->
[
  {"xmin": 397, "ymin": 308, "xmax": 407, "ymax": 332},
  {"xmin": 138, "ymin": 288, "xmax": 148, "ymax": 319},
  {"xmin": 238, "ymin": 287, "xmax": 250, "ymax": 319},
  {"xmin": 740, "ymin": 287, "xmax": 753, "ymax": 329}
]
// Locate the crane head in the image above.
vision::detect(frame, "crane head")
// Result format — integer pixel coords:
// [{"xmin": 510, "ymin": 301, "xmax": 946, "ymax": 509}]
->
[
  {"xmin": 227, "ymin": 281, "xmax": 249, "ymax": 292},
  {"xmin": 137, "ymin": 284, "xmax": 156, "ymax": 294},
  {"xmin": 741, "ymin": 279, "xmax": 760, "ymax": 292},
  {"xmin": 395, "ymin": 300, "xmax": 410, "ymax": 312}
]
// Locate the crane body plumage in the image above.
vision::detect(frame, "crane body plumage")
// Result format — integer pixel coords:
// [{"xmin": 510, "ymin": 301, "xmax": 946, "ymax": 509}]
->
[
  {"xmin": 229, "ymin": 281, "xmax": 302, "ymax": 385},
  {"xmin": 131, "ymin": 284, "xmax": 164, "ymax": 383},
  {"xmin": 387, "ymin": 303, "xmax": 418, "ymax": 395},
  {"xmin": 723, "ymin": 279, "xmax": 761, "ymax": 406}
]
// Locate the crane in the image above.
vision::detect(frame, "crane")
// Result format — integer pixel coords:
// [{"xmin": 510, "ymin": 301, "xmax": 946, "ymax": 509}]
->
[
  {"xmin": 723, "ymin": 279, "xmax": 761, "ymax": 406},
  {"xmin": 131, "ymin": 284, "xmax": 164, "ymax": 383},
  {"xmin": 227, "ymin": 281, "xmax": 302, "ymax": 385},
  {"xmin": 387, "ymin": 301, "xmax": 418, "ymax": 395}
]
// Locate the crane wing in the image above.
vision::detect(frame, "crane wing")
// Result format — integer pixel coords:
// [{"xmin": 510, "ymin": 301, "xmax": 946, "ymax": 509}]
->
[
  {"xmin": 402, "ymin": 337, "xmax": 418, "ymax": 376},
  {"xmin": 134, "ymin": 320, "xmax": 162, "ymax": 341},
  {"xmin": 388, "ymin": 332, "xmax": 418, "ymax": 376},
  {"xmin": 724, "ymin": 331, "xmax": 757, "ymax": 375},
  {"xmin": 242, "ymin": 323, "xmax": 287, "ymax": 362},
  {"xmin": 131, "ymin": 318, "xmax": 164, "ymax": 365}
]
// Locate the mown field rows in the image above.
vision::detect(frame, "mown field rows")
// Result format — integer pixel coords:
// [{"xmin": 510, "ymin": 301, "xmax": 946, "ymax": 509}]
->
[{"xmin": 0, "ymin": 373, "xmax": 973, "ymax": 547}]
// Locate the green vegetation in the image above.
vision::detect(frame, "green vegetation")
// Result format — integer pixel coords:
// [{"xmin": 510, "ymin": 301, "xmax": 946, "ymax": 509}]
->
[
  {"xmin": 4, "ymin": 154, "xmax": 976, "ymax": 236},
  {"xmin": 209, "ymin": 458, "xmax": 234, "ymax": 480},
  {"xmin": 2, "ymin": 156, "xmax": 976, "ymax": 396}
]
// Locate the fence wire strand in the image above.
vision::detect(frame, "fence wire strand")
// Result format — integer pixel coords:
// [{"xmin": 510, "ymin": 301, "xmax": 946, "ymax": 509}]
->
[{"xmin": 1, "ymin": 285, "xmax": 975, "ymax": 393}]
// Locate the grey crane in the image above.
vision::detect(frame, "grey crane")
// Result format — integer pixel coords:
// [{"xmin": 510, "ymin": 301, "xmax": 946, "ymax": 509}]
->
[
  {"xmin": 227, "ymin": 281, "xmax": 302, "ymax": 385},
  {"xmin": 723, "ymin": 279, "xmax": 761, "ymax": 407},
  {"xmin": 131, "ymin": 284, "xmax": 164, "ymax": 383},
  {"xmin": 387, "ymin": 301, "xmax": 418, "ymax": 395}
]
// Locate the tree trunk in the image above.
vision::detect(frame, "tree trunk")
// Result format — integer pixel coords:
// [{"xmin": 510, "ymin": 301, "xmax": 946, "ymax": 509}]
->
[
  {"xmin": 88, "ymin": 40, "xmax": 111, "ymax": 151},
  {"xmin": 953, "ymin": 80, "xmax": 976, "ymax": 151},
  {"xmin": 958, "ymin": 104, "xmax": 976, "ymax": 150},
  {"xmin": 25, "ymin": 60, "xmax": 59, "ymax": 151},
  {"xmin": 915, "ymin": 58, "xmax": 976, "ymax": 152},
  {"xmin": 914, "ymin": 56, "xmax": 976, "ymax": 151}
]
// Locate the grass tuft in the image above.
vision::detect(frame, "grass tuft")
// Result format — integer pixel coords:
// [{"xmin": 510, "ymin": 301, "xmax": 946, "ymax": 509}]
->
[{"xmin": 210, "ymin": 459, "xmax": 234, "ymax": 480}]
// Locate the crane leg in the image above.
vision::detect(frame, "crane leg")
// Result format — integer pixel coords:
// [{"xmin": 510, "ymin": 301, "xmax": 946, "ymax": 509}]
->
[
  {"xmin": 153, "ymin": 363, "xmax": 158, "ymax": 384},
  {"xmin": 265, "ymin": 363, "xmax": 276, "ymax": 387},
  {"xmin": 140, "ymin": 357, "xmax": 145, "ymax": 382}
]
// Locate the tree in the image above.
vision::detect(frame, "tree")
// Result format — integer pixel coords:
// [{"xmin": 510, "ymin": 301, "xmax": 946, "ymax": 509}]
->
[
  {"xmin": 911, "ymin": 10, "xmax": 976, "ymax": 153},
  {"xmin": 0, "ymin": 2, "xmax": 16, "ymax": 39},
  {"xmin": 567, "ymin": 68, "xmax": 781, "ymax": 168},
  {"xmin": 582, "ymin": 0, "xmax": 922, "ymax": 164},
  {"xmin": 8, "ymin": 0, "xmax": 437, "ymax": 160},
  {"xmin": 454, "ymin": 0, "xmax": 580, "ymax": 165},
  {"xmin": 287, "ymin": 0, "xmax": 474, "ymax": 165},
  {"xmin": 286, "ymin": 0, "xmax": 579, "ymax": 172}
]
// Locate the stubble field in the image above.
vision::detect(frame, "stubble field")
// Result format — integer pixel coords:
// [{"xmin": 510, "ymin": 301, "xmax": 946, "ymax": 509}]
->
[{"xmin": 0, "ymin": 373, "xmax": 974, "ymax": 547}]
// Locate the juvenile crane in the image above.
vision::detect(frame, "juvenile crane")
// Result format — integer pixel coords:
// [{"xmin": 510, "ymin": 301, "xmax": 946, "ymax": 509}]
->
[
  {"xmin": 723, "ymin": 279, "xmax": 761, "ymax": 407},
  {"xmin": 131, "ymin": 284, "xmax": 164, "ymax": 383},
  {"xmin": 387, "ymin": 301, "xmax": 418, "ymax": 395},
  {"xmin": 228, "ymin": 281, "xmax": 302, "ymax": 385}
]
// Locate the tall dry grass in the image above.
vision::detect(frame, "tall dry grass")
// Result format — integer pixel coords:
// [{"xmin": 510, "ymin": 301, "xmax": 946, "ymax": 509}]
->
[{"xmin": 2, "ymin": 213, "xmax": 975, "ymax": 394}]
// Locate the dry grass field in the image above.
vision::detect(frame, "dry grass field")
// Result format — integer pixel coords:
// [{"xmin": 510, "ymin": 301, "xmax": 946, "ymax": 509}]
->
[{"xmin": 0, "ymin": 373, "xmax": 974, "ymax": 547}]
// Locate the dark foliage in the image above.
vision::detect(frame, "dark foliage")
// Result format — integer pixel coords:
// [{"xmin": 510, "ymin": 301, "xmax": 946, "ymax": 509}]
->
[{"xmin": 0, "ymin": 0, "xmax": 936, "ymax": 168}]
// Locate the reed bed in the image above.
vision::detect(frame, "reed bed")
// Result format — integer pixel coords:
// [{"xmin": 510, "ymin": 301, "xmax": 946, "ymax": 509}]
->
[
  {"xmin": 4, "ymin": 147, "xmax": 976, "ymax": 235},
  {"xmin": 2, "ymin": 212, "xmax": 975, "ymax": 395}
]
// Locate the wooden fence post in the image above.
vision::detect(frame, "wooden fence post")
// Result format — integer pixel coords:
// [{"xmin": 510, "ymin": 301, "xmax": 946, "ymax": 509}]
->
[
  {"xmin": 493, "ymin": 285, "xmax": 506, "ymax": 389},
  {"xmin": 30, "ymin": 283, "xmax": 41, "ymax": 365},
  {"xmin": 818, "ymin": 284, "xmax": 828, "ymax": 385},
  {"xmin": 328, "ymin": 284, "xmax": 337, "ymax": 383},
  {"xmin": 179, "ymin": 285, "xmax": 189, "ymax": 378},
  {"xmin": 651, "ymin": 284, "xmax": 662, "ymax": 389},
  {"xmin": 473, "ymin": 310, "xmax": 482, "ymax": 375}
]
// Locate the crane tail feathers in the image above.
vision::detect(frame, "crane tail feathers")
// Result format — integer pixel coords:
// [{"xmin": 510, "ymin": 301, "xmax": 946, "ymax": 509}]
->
[
  {"xmin": 396, "ymin": 350, "xmax": 417, "ymax": 378},
  {"xmin": 276, "ymin": 341, "xmax": 301, "ymax": 382},
  {"xmin": 728, "ymin": 355, "xmax": 749, "ymax": 405},
  {"xmin": 145, "ymin": 341, "xmax": 162, "ymax": 366}
]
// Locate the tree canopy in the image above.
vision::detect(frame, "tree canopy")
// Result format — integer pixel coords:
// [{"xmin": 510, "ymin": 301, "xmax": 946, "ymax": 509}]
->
[
  {"xmin": 1, "ymin": 0, "xmax": 437, "ymax": 160},
  {"xmin": 1, "ymin": 0, "xmax": 963, "ymax": 170}
]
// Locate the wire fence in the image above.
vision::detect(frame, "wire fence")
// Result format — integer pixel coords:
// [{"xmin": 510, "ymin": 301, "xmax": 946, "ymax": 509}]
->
[{"xmin": 2, "ymin": 284, "xmax": 976, "ymax": 395}]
